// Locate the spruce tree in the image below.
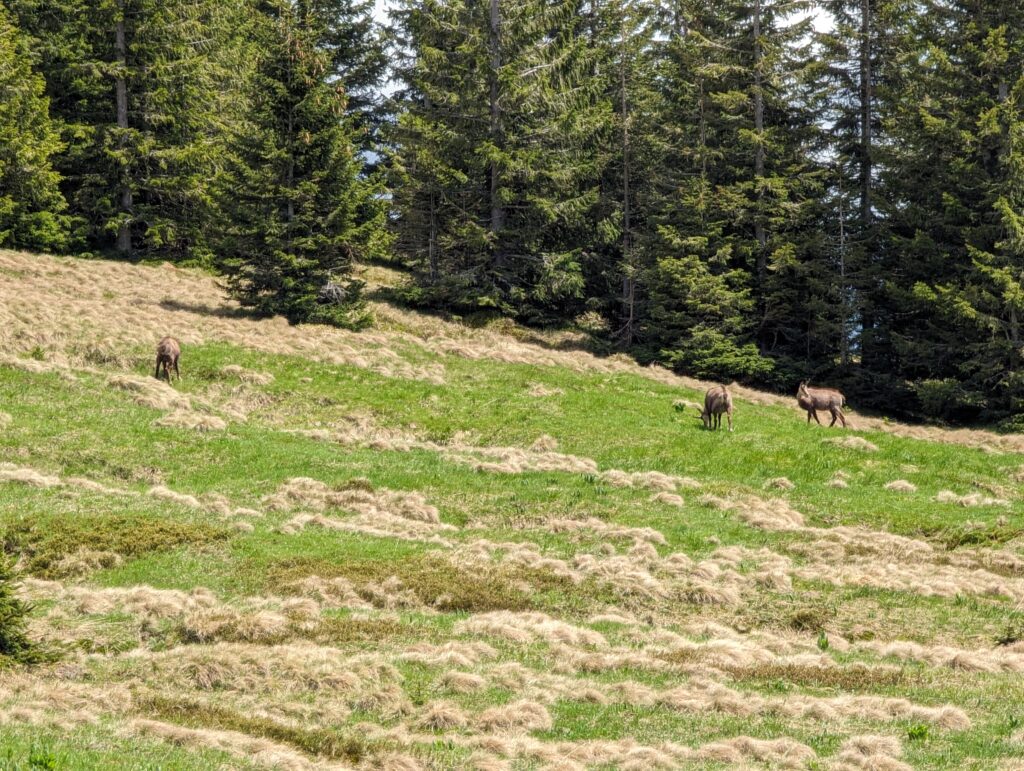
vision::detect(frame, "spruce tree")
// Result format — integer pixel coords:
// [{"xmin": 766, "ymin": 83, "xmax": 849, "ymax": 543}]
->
[
  {"xmin": 216, "ymin": 0, "xmax": 384, "ymax": 327},
  {"xmin": 0, "ymin": 557, "xmax": 46, "ymax": 667},
  {"xmin": 883, "ymin": 1, "xmax": 1024, "ymax": 420},
  {"xmin": 9, "ymin": 0, "xmax": 244, "ymax": 260},
  {"xmin": 578, "ymin": 0, "xmax": 658, "ymax": 344},
  {"xmin": 0, "ymin": 8, "xmax": 69, "ymax": 251},
  {"xmin": 642, "ymin": 0, "xmax": 825, "ymax": 382},
  {"xmin": 390, "ymin": 0, "xmax": 607, "ymax": 322}
]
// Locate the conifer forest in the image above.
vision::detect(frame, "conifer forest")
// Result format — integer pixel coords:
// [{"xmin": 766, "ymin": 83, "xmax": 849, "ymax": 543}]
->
[{"xmin": 3, "ymin": 0, "xmax": 1024, "ymax": 426}]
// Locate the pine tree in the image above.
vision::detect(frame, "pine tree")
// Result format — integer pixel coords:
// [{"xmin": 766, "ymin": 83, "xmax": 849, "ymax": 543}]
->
[
  {"xmin": 215, "ymin": 0, "xmax": 385, "ymax": 327},
  {"xmin": 0, "ymin": 8, "xmax": 69, "ymax": 251}
]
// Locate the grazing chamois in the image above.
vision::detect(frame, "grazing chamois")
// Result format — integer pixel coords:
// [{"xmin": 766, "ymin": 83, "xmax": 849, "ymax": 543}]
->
[
  {"xmin": 154, "ymin": 336, "xmax": 180, "ymax": 382},
  {"xmin": 699, "ymin": 384, "xmax": 733, "ymax": 431},
  {"xmin": 797, "ymin": 382, "xmax": 846, "ymax": 427}
]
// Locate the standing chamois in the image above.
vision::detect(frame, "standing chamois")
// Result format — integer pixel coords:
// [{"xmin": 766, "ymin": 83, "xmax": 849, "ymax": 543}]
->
[
  {"xmin": 699, "ymin": 385, "xmax": 733, "ymax": 431},
  {"xmin": 154, "ymin": 336, "xmax": 181, "ymax": 382},
  {"xmin": 797, "ymin": 382, "xmax": 846, "ymax": 427}
]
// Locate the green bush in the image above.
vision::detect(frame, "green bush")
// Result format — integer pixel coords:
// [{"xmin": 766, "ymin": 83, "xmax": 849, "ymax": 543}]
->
[{"xmin": 0, "ymin": 556, "xmax": 48, "ymax": 666}]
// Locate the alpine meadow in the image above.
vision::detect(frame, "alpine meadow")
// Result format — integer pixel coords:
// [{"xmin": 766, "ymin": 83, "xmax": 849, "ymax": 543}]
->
[{"xmin": 2, "ymin": 0, "xmax": 1024, "ymax": 770}]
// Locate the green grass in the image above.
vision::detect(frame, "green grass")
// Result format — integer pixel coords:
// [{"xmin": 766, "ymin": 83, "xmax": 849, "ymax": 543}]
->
[{"xmin": 2, "ymin": 315, "xmax": 1024, "ymax": 768}]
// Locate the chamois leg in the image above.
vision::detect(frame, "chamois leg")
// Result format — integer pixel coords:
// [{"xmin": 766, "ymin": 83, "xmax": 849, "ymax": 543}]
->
[
  {"xmin": 726, "ymin": 411, "xmax": 733, "ymax": 432},
  {"xmin": 155, "ymin": 356, "xmax": 164, "ymax": 381},
  {"xmin": 833, "ymin": 407, "xmax": 846, "ymax": 428},
  {"xmin": 173, "ymin": 356, "xmax": 180, "ymax": 382},
  {"xmin": 809, "ymin": 410, "xmax": 822, "ymax": 425}
]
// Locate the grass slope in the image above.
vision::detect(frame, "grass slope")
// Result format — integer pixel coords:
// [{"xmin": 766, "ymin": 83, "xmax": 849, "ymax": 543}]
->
[{"xmin": 0, "ymin": 250, "xmax": 1023, "ymax": 769}]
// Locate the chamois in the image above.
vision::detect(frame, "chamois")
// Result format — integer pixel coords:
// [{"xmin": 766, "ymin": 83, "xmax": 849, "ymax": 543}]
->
[
  {"xmin": 797, "ymin": 382, "xmax": 846, "ymax": 427},
  {"xmin": 699, "ymin": 385, "xmax": 733, "ymax": 431},
  {"xmin": 154, "ymin": 336, "xmax": 181, "ymax": 382}
]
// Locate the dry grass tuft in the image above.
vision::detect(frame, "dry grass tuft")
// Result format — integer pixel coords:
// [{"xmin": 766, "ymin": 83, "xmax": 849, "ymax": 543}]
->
[
  {"xmin": 456, "ymin": 611, "xmax": 607, "ymax": 648},
  {"xmin": 824, "ymin": 436, "xmax": 879, "ymax": 452},
  {"xmin": 467, "ymin": 752, "xmax": 512, "ymax": 770},
  {"xmin": 546, "ymin": 517, "xmax": 667, "ymax": 545},
  {"xmin": 268, "ymin": 477, "xmax": 453, "ymax": 545},
  {"xmin": 129, "ymin": 718, "xmax": 322, "ymax": 771},
  {"xmin": 935, "ymin": 490, "xmax": 1009, "ymax": 507},
  {"xmin": 729, "ymin": 495, "xmax": 806, "ymax": 531},
  {"xmin": 418, "ymin": 700, "xmax": 470, "ymax": 730},
  {"xmin": 449, "ymin": 445, "xmax": 599, "ymax": 476},
  {"xmin": 148, "ymin": 485, "xmax": 204, "ymax": 509},
  {"xmin": 0, "ymin": 463, "xmax": 63, "ymax": 488},
  {"xmin": 795, "ymin": 555, "xmax": 1023, "ymax": 603},
  {"xmin": 265, "ymin": 477, "xmax": 441, "ymax": 524},
  {"xmin": 153, "ymin": 409, "xmax": 228, "ymax": 432},
  {"xmin": 287, "ymin": 575, "xmax": 373, "ymax": 611},
  {"xmin": 765, "ymin": 477, "xmax": 796, "ymax": 491},
  {"xmin": 527, "ymin": 382, "xmax": 564, "ymax": 397},
  {"xmin": 50, "ymin": 548, "xmax": 123, "ymax": 578},
  {"xmin": 379, "ymin": 753, "xmax": 426, "ymax": 771},
  {"xmin": 828, "ymin": 734, "xmax": 911, "ymax": 771},
  {"xmin": 649, "ymin": 491, "xmax": 685, "ymax": 506},
  {"xmin": 827, "ymin": 478, "xmax": 850, "ymax": 489},
  {"xmin": 0, "ymin": 463, "xmax": 138, "ymax": 498},
  {"xmin": 0, "ymin": 411, "xmax": 11, "ymax": 428},
  {"xmin": 530, "ymin": 434, "xmax": 560, "ymax": 452},
  {"xmin": 438, "ymin": 670, "xmax": 487, "ymax": 693},
  {"xmin": 477, "ymin": 700, "xmax": 552, "ymax": 732},
  {"xmin": 858, "ymin": 639, "xmax": 1024, "ymax": 673},
  {"xmin": 0, "ymin": 675, "xmax": 130, "ymax": 731},
  {"xmin": 885, "ymin": 480, "xmax": 917, "ymax": 493},
  {"xmin": 220, "ymin": 364, "xmax": 275, "ymax": 385},
  {"xmin": 600, "ymin": 469, "xmax": 699, "ymax": 493},
  {"xmin": 399, "ymin": 641, "xmax": 497, "ymax": 668},
  {"xmin": 279, "ymin": 512, "xmax": 454, "ymax": 546},
  {"xmin": 697, "ymin": 736, "xmax": 817, "ymax": 768},
  {"xmin": 107, "ymin": 374, "xmax": 191, "ymax": 411}
]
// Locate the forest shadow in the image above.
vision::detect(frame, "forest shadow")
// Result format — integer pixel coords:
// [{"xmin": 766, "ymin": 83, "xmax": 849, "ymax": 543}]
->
[{"xmin": 159, "ymin": 298, "xmax": 250, "ymax": 320}]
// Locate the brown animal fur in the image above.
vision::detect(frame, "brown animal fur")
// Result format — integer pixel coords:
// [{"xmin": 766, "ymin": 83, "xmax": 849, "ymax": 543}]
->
[
  {"xmin": 797, "ymin": 382, "xmax": 845, "ymax": 427},
  {"xmin": 154, "ymin": 336, "xmax": 181, "ymax": 382},
  {"xmin": 699, "ymin": 385, "xmax": 733, "ymax": 432}
]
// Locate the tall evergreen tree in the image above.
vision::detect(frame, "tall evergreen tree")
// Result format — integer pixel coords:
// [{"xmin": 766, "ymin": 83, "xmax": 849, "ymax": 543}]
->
[
  {"xmin": 881, "ymin": 0, "xmax": 1024, "ymax": 420},
  {"xmin": 576, "ymin": 0, "xmax": 659, "ymax": 344},
  {"xmin": 642, "ymin": 0, "xmax": 825, "ymax": 382},
  {"xmin": 0, "ymin": 7, "xmax": 69, "ymax": 251},
  {"xmin": 9, "ymin": 0, "xmax": 244, "ymax": 260},
  {"xmin": 390, "ymin": 0, "xmax": 608, "ymax": 321},
  {"xmin": 215, "ymin": 0, "xmax": 385, "ymax": 326}
]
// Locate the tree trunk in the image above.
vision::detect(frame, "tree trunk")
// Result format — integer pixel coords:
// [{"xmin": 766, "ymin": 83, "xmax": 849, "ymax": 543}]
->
[
  {"xmin": 858, "ymin": 0, "xmax": 876, "ymax": 367},
  {"xmin": 115, "ymin": 0, "xmax": 132, "ymax": 256},
  {"xmin": 752, "ymin": 0, "xmax": 767, "ymax": 352},
  {"xmin": 488, "ymin": 0, "xmax": 504, "ymax": 235},
  {"xmin": 428, "ymin": 187, "xmax": 438, "ymax": 281},
  {"xmin": 859, "ymin": 0, "xmax": 872, "ymax": 229},
  {"xmin": 838, "ymin": 173, "xmax": 849, "ymax": 366},
  {"xmin": 620, "ymin": 30, "xmax": 635, "ymax": 343},
  {"xmin": 753, "ymin": 0, "xmax": 766, "ymax": 279}
]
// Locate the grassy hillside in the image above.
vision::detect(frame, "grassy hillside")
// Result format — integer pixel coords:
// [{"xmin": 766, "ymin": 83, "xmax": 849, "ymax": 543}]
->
[{"xmin": 1, "ymin": 249, "xmax": 1023, "ymax": 770}]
